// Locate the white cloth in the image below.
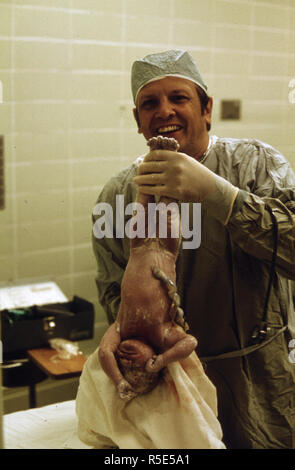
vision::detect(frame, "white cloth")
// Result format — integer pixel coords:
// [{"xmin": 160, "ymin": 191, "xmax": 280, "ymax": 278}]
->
[
  {"xmin": 3, "ymin": 400, "xmax": 91, "ymax": 449},
  {"xmin": 75, "ymin": 348, "xmax": 226, "ymax": 449}
]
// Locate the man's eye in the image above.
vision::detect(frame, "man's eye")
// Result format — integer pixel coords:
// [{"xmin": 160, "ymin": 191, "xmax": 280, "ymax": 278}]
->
[
  {"xmin": 141, "ymin": 99, "xmax": 157, "ymax": 109},
  {"xmin": 172, "ymin": 95, "xmax": 189, "ymax": 102}
]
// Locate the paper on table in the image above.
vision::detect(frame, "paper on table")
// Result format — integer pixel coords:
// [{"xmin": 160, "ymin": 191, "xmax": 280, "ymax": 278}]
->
[{"xmin": 0, "ymin": 282, "xmax": 68, "ymax": 310}]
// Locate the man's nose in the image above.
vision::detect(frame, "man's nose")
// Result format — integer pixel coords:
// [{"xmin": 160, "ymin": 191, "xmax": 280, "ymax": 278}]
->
[{"xmin": 155, "ymin": 98, "xmax": 176, "ymax": 119}]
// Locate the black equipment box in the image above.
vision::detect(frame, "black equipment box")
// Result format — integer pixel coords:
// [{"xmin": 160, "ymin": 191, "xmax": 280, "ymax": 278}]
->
[{"xmin": 1, "ymin": 295, "xmax": 94, "ymax": 356}]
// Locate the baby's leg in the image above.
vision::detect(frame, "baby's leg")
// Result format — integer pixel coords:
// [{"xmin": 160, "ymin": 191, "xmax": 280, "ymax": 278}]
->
[{"xmin": 146, "ymin": 323, "xmax": 197, "ymax": 373}]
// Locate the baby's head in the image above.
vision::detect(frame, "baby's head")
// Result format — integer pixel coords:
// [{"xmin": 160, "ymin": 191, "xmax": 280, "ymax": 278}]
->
[{"xmin": 116, "ymin": 338, "xmax": 160, "ymax": 394}]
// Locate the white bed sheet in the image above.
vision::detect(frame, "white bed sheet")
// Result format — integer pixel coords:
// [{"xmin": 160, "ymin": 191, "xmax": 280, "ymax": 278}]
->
[{"xmin": 3, "ymin": 400, "xmax": 92, "ymax": 449}]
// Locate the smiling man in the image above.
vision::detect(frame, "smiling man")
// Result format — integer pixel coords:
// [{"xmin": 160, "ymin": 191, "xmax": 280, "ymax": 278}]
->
[
  {"xmin": 133, "ymin": 75, "xmax": 211, "ymax": 158},
  {"xmin": 91, "ymin": 50, "xmax": 295, "ymax": 449}
]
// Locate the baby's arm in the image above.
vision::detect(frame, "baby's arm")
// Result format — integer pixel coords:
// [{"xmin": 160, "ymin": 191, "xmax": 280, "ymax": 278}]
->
[
  {"xmin": 98, "ymin": 322, "xmax": 137, "ymax": 401},
  {"xmin": 146, "ymin": 323, "xmax": 197, "ymax": 373}
]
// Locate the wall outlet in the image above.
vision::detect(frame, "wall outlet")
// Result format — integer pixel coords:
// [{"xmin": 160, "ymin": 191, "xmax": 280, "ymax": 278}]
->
[{"xmin": 220, "ymin": 100, "xmax": 241, "ymax": 120}]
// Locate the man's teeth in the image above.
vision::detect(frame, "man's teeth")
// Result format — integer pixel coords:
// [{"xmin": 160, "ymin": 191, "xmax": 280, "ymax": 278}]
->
[{"xmin": 157, "ymin": 125, "xmax": 181, "ymax": 133}]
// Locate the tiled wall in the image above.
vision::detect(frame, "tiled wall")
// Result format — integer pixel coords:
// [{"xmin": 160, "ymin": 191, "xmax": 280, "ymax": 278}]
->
[{"xmin": 0, "ymin": 0, "xmax": 295, "ymax": 324}]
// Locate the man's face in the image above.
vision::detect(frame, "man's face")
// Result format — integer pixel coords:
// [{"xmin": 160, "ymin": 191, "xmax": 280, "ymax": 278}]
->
[{"xmin": 133, "ymin": 76, "xmax": 213, "ymax": 158}]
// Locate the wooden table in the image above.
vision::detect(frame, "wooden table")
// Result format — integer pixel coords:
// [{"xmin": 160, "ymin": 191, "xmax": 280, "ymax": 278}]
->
[{"xmin": 26, "ymin": 348, "xmax": 87, "ymax": 407}]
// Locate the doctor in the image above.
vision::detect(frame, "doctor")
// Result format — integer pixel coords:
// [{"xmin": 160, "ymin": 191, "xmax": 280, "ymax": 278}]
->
[{"xmin": 92, "ymin": 50, "xmax": 295, "ymax": 449}]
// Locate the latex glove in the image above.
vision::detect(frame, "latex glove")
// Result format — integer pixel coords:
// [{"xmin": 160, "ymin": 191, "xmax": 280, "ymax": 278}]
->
[
  {"xmin": 133, "ymin": 150, "xmax": 239, "ymax": 225},
  {"xmin": 133, "ymin": 150, "xmax": 217, "ymax": 202}
]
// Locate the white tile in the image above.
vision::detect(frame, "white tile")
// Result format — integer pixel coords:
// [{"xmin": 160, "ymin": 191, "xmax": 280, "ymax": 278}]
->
[
  {"xmin": 72, "ymin": 11, "xmax": 122, "ymax": 41},
  {"xmin": 215, "ymin": 24, "xmax": 251, "ymax": 51},
  {"xmin": 125, "ymin": 15, "xmax": 172, "ymax": 44},
  {"xmin": 173, "ymin": 0, "xmax": 213, "ymax": 22},
  {"xmin": 253, "ymin": 3, "xmax": 289, "ymax": 30},
  {"xmin": 173, "ymin": 20, "xmax": 213, "ymax": 48},
  {"xmin": 253, "ymin": 29, "xmax": 287, "ymax": 54},
  {"xmin": 214, "ymin": 0, "xmax": 252, "ymax": 26}
]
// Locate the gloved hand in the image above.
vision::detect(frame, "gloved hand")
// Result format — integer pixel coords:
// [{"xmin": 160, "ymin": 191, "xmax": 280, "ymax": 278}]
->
[
  {"xmin": 133, "ymin": 149, "xmax": 217, "ymax": 203},
  {"xmin": 133, "ymin": 149, "xmax": 239, "ymax": 225}
]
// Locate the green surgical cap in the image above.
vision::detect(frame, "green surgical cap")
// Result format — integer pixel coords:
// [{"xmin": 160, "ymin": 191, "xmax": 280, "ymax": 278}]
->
[{"xmin": 131, "ymin": 50, "xmax": 208, "ymax": 104}]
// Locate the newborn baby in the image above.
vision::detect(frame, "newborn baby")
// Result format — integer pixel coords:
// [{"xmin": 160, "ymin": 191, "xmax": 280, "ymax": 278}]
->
[
  {"xmin": 98, "ymin": 136, "xmax": 197, "ymax": 401},
  {"xmin": 76, "ymin": 136, "xmax": 225, "ymax": 449}
]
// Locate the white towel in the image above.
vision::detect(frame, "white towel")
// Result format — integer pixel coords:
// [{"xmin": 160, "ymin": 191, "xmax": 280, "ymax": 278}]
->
[{"xmin": 75, "ymin": 347, "xmax": 226, "ymax": 449}]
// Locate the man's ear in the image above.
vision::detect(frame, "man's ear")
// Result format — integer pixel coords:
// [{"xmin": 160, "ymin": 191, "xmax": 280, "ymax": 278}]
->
[
  {"xmin": 204, "ymin": 97, "xmax": 213, "ymax": 131},
  {"xmin": 133, "ymin": 108, "xmax": 142, "ymax": 134}
]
